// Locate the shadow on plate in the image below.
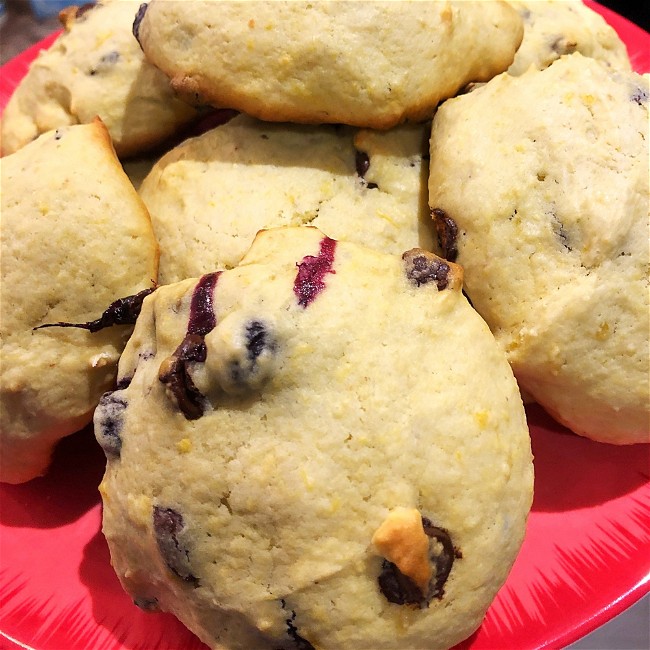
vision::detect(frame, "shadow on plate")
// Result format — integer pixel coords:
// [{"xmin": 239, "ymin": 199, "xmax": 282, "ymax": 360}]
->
[
  {"xmin": 527, "ymin": 404, "xmax": 649, "ymax": 513},
  {"xmin": 0, "ymin": 424, "xmax": 105, "ymax": 528}
]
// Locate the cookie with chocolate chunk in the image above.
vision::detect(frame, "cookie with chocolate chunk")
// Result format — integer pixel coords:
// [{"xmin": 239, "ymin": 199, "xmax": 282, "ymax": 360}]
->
[
  {"xmin": 0, "ymin": 119, "xmax": 158, "ymax": 484},
  {"xmin": 507, "ymin": 0, "xmax": 631, "ymax": 75},
  {"xmin": 138, "ymin": 114, "xmax": 433, "ymax": 284},
  {"xmin": 134, "ymin": 0, "xmax": 523, "ymax": 129},
  {"xmin": 428, "ymin": 53, "xmax": 649, "ymax": 444},
  {"xmin": 1, "ymin": 0, "xmax": 196, "ymax": 158},
  {"xmin": 96, "ymin": 226, "xmax": 533, "ymax": 650}
]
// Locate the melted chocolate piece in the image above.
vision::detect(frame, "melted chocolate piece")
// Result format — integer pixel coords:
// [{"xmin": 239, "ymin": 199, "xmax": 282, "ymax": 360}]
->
[
  {"xmin": 94, "ymin": 390, "xmax": 127, "ymax": 458},
  {"xmin": 280, "ymin": 600, "xmax": 315, "ymax": 650},
  {"xmin": 378, "ymin": 560, "xmax": 425, "ymax": 606},
  {"xmin": 421, "ymin": 517, "xmax": 460, "ymax": 600},
  {"xmin": 293, "ymin": 237, "xmax": 337, "ymax": 308},
  {"xmin": 402, "ymin": 250, "xmax": 450, "ymax": 290},
  {"xmin": 152, "ymin": 506, "xmax": 199, "ymax": 586},
  {"xmin": 34, "ymin": 287, "xmax": 155, "ymax": 333},
  {"xmin": 378, "ymin": 516, "xmax": 460, "ymax": 607},
  {"xmin": 132, "ymin": 3, "xmax": 148, "ymax": 42},
  {"xmin": 159, "ymin": 333, "xmax": 209, "ymax": 420},
  {"xmin": 159, "ymin": 273, "xmax": 220, "ymax": 419},
  {"xmin": 431, "ymin": 208, "xmax": 459, "ymax": 262}
]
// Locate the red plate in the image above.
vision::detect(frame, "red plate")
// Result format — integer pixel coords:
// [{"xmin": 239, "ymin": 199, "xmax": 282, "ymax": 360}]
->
[{"xmin": 1, "ymin": 4, "xmax": 648, "ymax": 649}]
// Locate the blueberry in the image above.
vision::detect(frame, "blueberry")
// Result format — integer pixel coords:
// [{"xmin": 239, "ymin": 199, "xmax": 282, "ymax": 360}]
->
[
  {"xmin": 208, "ymin": 318, "xmax": 277, "ymax": 395},
  {"xmin": 94, "ymin": 390, "xmax": 127, "ymax": 458},
  {"xmin": 293, "ymin": 237, "xmax": 337, "ymax": 308},
  {"xmin": 132, "ymin": 3, "xmax": 148, "ymax": 43}
]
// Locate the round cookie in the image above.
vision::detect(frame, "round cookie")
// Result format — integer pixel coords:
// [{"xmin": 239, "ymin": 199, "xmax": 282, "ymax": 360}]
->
[
  {"xmin": 0, "ymin": 119, "xmax": 159, "ymax": 484},
  {"xmin": 507, "ymin": 0, "xmax": 631, "ymax": 75},
  {"xmin": 133, "ymin": 0, "xmax": 523, "ymax": 129},
  {"xmin": 138, "ymin": 114, "xmax": 433, "ymax": 284},
  {"xmin": 428, "ymin": 53, "xmax": 649, "ymax": 444},
  {"xmin": 95, "ymin": 226, "xmax": 533, "ymax": 650},
  {"xmin": 0, "ymin": 0, "xmax": 197, "ymax": 158}
]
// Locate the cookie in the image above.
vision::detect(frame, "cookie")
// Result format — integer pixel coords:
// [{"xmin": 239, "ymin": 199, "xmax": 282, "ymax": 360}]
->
[
  {"xmin": 428, "ymin": 53, "xmax": 649, "ymax": 444},
  {"xmin": 0, "ymin": 0, "xmax": 197, "ymax": 158},
  {"xmin": 507, "ymin": 0, "xmax": 631, "ymax": 75},
  {"xmin": 0, "ymin": 119, "xmax": 158, "ymax": 484},
  {"xmin": 138, "ymin": 114, "xmax": 433, "ymax": 284},
  {"xmin": 134, "ymin": 0, "xmax": 523, "ymax": 129},
  {"xmin": 95, "ymin": 226, "xmax": 533, "ymax": 650}
]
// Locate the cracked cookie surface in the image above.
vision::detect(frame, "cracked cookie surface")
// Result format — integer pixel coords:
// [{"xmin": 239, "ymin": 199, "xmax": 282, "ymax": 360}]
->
[
  {"xmin": 96, "ymin": 226, "xmax": 533, "ymax": 650},
  {"xmin": 138, "ymin": 114, "xmax": 434, "ymax": 284}
]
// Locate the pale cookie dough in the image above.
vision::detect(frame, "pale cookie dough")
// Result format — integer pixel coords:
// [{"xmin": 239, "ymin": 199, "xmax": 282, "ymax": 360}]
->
[
  {"xmin": 428, "ymin": 53, "xmax": 649, "ymax": 444},
  {"xmin": 95, "ymin": 227, "xmax": 533, "ymax": 650},
  {"xmin": 0, "ymin": 119, "xmax": 158, "ymax": 484},
  {"xmin": 134, "ymin": 0, "xmax": 523, "ymax": 129},
  {"xmin": 0, "ymin": 0, "xmax": 197, "ymax": 158},
  {"xmin": 507, "ymin": 0, "xmax": 631, "ymax": 75},
  {"xmin": 138, "ymin": 114, "xmax": 433, "ymax": 284}
]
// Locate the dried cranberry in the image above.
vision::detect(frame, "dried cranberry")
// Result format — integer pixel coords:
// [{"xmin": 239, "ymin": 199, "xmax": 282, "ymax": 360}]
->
[{"xmin": 294, "ymin": 237, "xmax": 336, "ymax": 308}]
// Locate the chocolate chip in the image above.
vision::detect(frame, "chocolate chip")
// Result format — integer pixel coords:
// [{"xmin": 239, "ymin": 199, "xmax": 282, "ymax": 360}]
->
[
  {"xmin": 132, "ymin": 3, "xmax": 148, "ymax": 43},
  {"xmin": 159, "ymin": 333, "xmax": 208, "ymax": 420},
  {"xmin": 431, "ymin": 208, "xmax": 459, "ymax": 262},
  {"xmin": 94, "ymin": 390, "xmax": 127, "ymax": 458},
  {"xmin": 75, "ymin": 2, "xmax": 97, "ymax": 20},
  {"xmin": 280, "ymin": 600, "xmax": 315, "ymax": 650},
  {"xmin": 402, "ymin": 249, "xmax": 450, "ymax": 290},
  {"xmin": 378, "ymin": 516, "xmax": 460, "ymax": 607},
  {"xmin": 133, "ymin": 596, "xmax": 160, "ymax": 611},
  {"xmin": 34, "ymin": 287, "xmax": 155, "ymax": 333},
  {"xmin": 152, "ymin": 506, "xmax": 199, "ymax": 586},
  {"xmin": 354, "ymin": 150, "xmax": 378, "ymax": 189},
  {"xmin": 294, "ymin": 237, "xmax": 337, "ymax": 308}
]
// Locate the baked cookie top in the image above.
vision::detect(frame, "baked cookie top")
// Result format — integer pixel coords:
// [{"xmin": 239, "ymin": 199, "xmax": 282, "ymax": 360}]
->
[
  {"xmin": 138, "ymin": 114, "xmax": 433, "ymax": 285},
  {"xmin": 0, "ymin": 0, "xmax": 197, "ymax": 158},
  {"xmin": 134, "ymin": 0, "xmax": 523, "ymax": 129},
  {"xmin": 96, "ymin": 226, "xmax": 533, "ymax": 650},
  {"xmin": 507, "ymin": 0, "xmax": 631, "ymax": 75},
  {"xmin": 428, "ymin": 53, "xmax": 649, "ymax": 444},
  {"xmin": 0, "ymin": 119, "xmax": 158, "ymax": 483}
]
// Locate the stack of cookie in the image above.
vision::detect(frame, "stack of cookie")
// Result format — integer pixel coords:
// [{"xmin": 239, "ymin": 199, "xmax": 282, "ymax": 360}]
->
[{"xmin": 0, "ymin": 1, "xmax": 647, "ymax": 649}]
